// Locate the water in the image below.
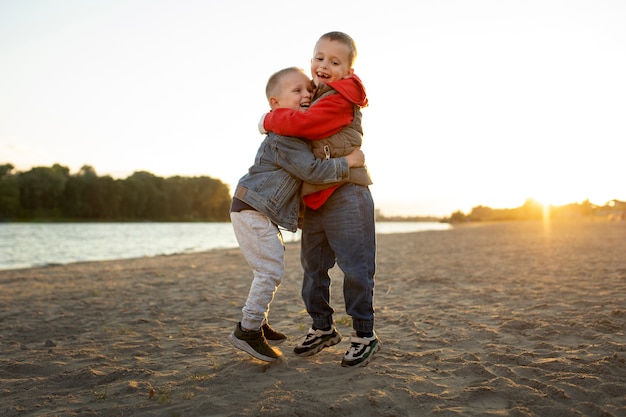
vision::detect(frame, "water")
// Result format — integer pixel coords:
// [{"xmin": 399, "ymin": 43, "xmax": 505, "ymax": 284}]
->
[{"xmin": 0, "ymin": 222, "xmax": 451, "ymax": 271}]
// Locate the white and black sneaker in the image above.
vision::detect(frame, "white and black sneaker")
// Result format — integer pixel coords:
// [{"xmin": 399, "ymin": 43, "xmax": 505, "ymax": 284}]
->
[
  {"xmin": 341, "ymin": 332, "xmax": 380, "ymax": 367},
  {"xmin": 293, "ymin": 327, "xmax": 342, "ymax": 356}
]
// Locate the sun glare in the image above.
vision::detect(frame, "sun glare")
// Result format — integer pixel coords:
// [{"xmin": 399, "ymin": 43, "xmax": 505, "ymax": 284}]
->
[
  {"xmin": 529, "ymin": 189, "xmax": 582, "ymax": 209},
  {"xmin": 526, "ymin": 196, "xmax": 553, "ymax": 228}
]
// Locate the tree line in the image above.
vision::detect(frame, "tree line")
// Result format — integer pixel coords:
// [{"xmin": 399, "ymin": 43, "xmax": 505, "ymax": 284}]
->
[
  {"xmin": 442, "ymin": 198, "xmax": 599, "ymax": 223},
  {"xmin": 0, "ymin": 163, "xmax": 232, "ymax": 222}
]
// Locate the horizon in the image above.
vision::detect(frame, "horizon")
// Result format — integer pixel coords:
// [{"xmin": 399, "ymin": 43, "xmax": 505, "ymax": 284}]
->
[{"xmin": 2, "ymin": 160, "xmax": 621, "ymax": 218}]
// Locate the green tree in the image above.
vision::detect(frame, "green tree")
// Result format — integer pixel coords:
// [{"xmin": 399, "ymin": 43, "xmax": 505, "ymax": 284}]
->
[
  {"xmin": 61, "ymin": 165, "xmax": 123, "ymax": 220},
  {"xmin": 61, "ymin": 165, "xmax": 93, "ymax": 218},
  {"xmin": 449, "ymin": 210, "xmax": 467, "ymax": 223},
  {"xmin": 119, "ymin": 171, "xmax": 168, "ymax": 220},
  {"xmin": 188, "ymin": 176, "xmax": 231, "ymax": 221},
  {"xmin": 94, "ymin": 175, "xmax": 123, "ymax": 219},
  {"xmin": 164, "ymin": 176, "xmax": 194, "ymax": 221},
  {"xmin": 0, "ymin": 164, "xmax": 20, "ymax": 220},
  {"xmin": 17, "ymin": 164, "xmax": 70, "ymax": 219},
  {"xmin": 469, "ymin": 205, "xmax": 493, "ymax": 221},
  {"xmin": 520, "ymin": 198, "xmax": 543, "ymax": 220},
  {"xmin": 2, "ymin": 162, "xmax": 232, "ymax": 222}
]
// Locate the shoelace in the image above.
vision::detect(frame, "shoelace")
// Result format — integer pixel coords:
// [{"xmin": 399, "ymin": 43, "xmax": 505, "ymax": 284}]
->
[
  {"xmin": 303, "ymin": 332, "xmax": 318, "ymax": 342},
  {"xmin": 346, "ymin": 342, "xmax": 363, "ymax": 356},
  {"xmin": 304, "ymin": 329, "xmax": 328, "ymax": 342}
]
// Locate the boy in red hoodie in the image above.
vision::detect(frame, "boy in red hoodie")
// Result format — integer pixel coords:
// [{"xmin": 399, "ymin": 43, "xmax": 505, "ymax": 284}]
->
[{"xmin": 261, "ymin": 32, "xmax": 379, "ymax": 367}]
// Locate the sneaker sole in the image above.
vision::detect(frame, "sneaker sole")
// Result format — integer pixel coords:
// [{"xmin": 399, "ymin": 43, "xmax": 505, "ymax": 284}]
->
[
  {"xmin": 228, "ymin": 333, "xmax": 280, "ymax": 362},
  {"xmin": 341, "ymin": 339, "xmax": 381, "ymax": 367},
  {"xmin": 294, "ymin": 333, "xmax": 342, "ymax": 357}
]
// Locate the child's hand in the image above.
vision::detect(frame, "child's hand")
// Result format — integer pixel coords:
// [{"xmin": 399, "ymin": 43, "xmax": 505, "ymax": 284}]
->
[
  {"xmin": 258, "ymin": 113, "xmax": 269, "ymax": 134},
  {"xmin": 345, "ymin": 147, "xmax": 365, "ymax": 168}
]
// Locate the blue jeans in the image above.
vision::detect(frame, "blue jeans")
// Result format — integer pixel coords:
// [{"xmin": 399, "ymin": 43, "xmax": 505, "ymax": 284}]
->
[{"xmin": 300, "ymin": 183, "xmax": 376, "ymax": 334}]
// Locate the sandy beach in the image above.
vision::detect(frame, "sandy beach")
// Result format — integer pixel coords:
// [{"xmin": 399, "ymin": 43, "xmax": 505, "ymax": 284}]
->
[{"xmin": 1, "ymin": 220, "xmax": 625, "ymax": 417}]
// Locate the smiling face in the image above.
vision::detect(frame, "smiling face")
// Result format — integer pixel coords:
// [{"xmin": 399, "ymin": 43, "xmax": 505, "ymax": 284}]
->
[
  {"xmin": 268, "ymin": 70, "xmax": 313, "ymax": 111},
  {"xmin": 311, "ymin": 37, "xmax": 354, "ymax": 86}
]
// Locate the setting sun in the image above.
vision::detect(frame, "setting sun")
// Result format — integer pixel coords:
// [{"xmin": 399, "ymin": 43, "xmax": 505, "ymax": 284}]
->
[{"xmin": 529, "ymin": 192, "xmax": 579, "ymax": 210}]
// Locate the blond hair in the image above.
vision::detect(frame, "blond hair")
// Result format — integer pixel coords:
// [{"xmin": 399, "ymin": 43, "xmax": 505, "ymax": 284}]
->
[
  {"xmin": 317, "ymin": 31, "xmax": 357, "ymax": 67},
  {"xmin": 265, "ymin": 67, "xmax": 306, "ymax": 101}
]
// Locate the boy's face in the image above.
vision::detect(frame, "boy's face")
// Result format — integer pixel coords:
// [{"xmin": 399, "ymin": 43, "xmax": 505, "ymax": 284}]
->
[
  {"xmin": 311, "ymin": 38, "xmax": 354, "ymax": 86},
  {"xmin": 269, "ymin": 71, "xmax": 313, "ymax": 111}
]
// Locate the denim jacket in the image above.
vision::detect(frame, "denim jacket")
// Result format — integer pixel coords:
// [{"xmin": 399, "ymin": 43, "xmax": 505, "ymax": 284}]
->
[{"xmin": 233, "ymin": 133, "xmax": 351, "ymax": 232}]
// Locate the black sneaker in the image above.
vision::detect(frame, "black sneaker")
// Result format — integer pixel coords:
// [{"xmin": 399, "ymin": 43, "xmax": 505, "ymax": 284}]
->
[
  {"xmin": 294, "ymin": 327, "xmax": 342, "ymax": 356},
  {"xmin": 228, "ymin": 322, "xmax": 281, "ymax": 362},
  {"xmin": 262, "ymin": 323, "xmax": 287, "ymax": 345},
  {"xmin": 341, "ymin": 332, "xmax": 380, "ymax": 367}
]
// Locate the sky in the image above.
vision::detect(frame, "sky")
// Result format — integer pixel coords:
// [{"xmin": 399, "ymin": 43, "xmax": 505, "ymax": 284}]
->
[{"xmin": 1, "ymin": 0, "xmax": 625, "ymax": 217}]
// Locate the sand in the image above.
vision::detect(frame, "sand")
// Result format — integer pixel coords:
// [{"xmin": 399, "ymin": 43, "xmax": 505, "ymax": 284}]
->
[{"xmin": 1, "ymin": 220, "xmax": 625, "ymax": 417}]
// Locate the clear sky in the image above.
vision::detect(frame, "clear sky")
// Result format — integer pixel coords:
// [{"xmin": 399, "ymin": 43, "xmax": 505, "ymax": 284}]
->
[{"xmin": 2, "ymin": 0, "xmax": 625, "ymax": 217}]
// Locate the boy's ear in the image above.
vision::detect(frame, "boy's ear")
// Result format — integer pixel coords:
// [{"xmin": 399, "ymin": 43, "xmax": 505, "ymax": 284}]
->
[
  {"xmin": 269, "ymin": 97, "xmax": 280, "ymax": 109},
  {"xmin": 342, "ymin": 68, "xmax": 355, "ymax": 79}
]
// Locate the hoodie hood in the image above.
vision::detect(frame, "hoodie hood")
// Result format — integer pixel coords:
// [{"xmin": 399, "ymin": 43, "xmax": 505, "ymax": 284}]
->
[{"xmin": 327, "ymin": 74, "xmax": 368, "ymax": 107}]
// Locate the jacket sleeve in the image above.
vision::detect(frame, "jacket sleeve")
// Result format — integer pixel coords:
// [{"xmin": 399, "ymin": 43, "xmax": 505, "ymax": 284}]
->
[
  {"xmin": 274, "ymin": 135, "xmax": 351, "ymax": 183},
  {"xmin": 263, "ymin": 95, "xmax": 354, "ymax": 140}
]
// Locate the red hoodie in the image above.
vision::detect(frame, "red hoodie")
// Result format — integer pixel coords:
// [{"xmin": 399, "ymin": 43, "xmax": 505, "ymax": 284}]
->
[{"xmin": 263, "ymin": 74, "xmax": 368, "ymax": 209}]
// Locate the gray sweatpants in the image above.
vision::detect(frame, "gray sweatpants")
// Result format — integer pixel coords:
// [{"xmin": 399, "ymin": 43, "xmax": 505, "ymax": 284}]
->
[{"xmin": 230, "ymin": 210, "xmax": 285, "ymax": 331}]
